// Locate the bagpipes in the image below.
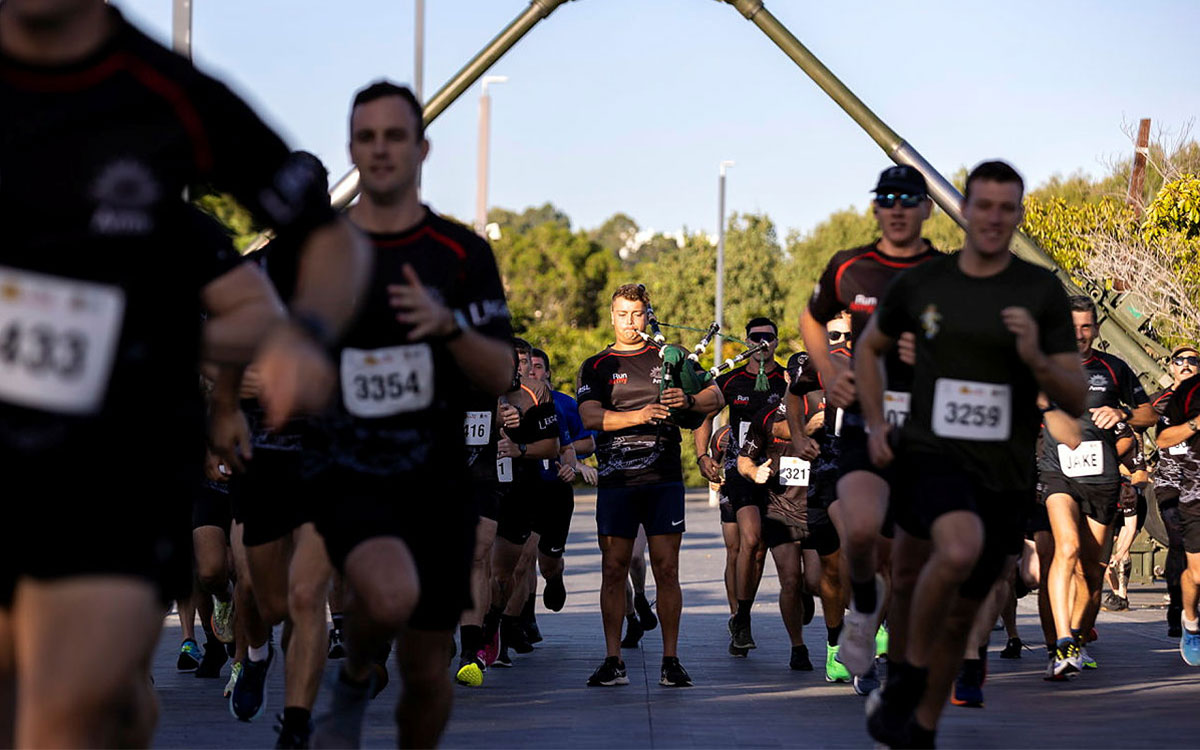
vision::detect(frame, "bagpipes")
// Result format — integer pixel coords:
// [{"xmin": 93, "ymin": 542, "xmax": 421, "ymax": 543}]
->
[{"xmin": 636, "ymin": 284, "xmax": 771, "ymax": 430}]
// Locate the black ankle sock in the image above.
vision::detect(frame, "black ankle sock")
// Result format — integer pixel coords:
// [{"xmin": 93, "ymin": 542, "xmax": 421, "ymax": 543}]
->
[
  {"xmin": 483, "ymin": 607, "xmax": 502, "ymax": 638},
  {"xmin": 201, "ymin": 620, "xmax": 217, "ymax": 641},
  {"xmin": 827, "ymin": 624, "xmax": 843, "ymax": 647},
  {"xmin": 977, "ymin": 644, "xmax": 987, "ymax": 661},
  {"xmin": 735, "ymin": 599, "xmax": 752, "ymax": 623},
  {"xmin": 281, "ymin": 706, "xmax": 310, "ymax": 731},
  {"xmin": 851, "ymin": 579, "xmax": 877, "ymax": 613},
  {"xmin": 522, "ymin": 594, "xmax": 536, "ymax": 620},
  {"xmin": 331, "ymin": 612, "xmax": 344, "ymax": 631},
  {"xmin": 460, "ymin": 625, "xmax": 482, "ymax": 656},
  {"xmin": 906, "ymin": 720, "xmax": 936, "ymax": 749}
]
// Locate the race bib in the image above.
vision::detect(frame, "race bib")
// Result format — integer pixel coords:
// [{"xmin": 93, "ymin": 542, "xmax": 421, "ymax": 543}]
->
[
  {"xmin": 884, "ymin": 390, "xmax": 911, "ymax": 429},
  {"xmin": 0, "ymin": 266, "xmax": 125, "ymax": 415},
  {"xmin": 1058, "ymin": 440, "xmax": 1104, "ymax": 478},
  {"xmin": 737, "ymin": 422, "xmax": 750, "ymax": 448},
  {"xmin": 341, "ymin": 344, "xmax": 433, "ymax": 418},
  {"xmin": 834, "ymin": 408, "xmax": 844, "ymax": 437},
  {"xmin": 932, "ymin": 379, "xmax": 1011, "ymax": 441},
  {"xmin": 464, "ymin": 410, "xmax": 491, "ymax": 446},
  {"xmin": 1169, "ymin": 442, "xmax": 1189, "ymax": 456},
  {"xmin": 496, "ymin": 457, "xmax": 513, "ymax": 483},
  {"xmin": 778, "ymin": 456, "xmax": 810, "ymax": 487}
]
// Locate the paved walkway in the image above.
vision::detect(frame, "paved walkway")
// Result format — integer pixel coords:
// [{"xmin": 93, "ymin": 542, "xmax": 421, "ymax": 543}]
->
[{"xmin": 152, "ymin": 493, "xmax": 1200, "ymax": 748}]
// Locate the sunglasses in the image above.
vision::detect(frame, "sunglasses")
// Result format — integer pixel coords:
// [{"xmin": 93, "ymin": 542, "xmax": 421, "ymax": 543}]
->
[
  {"xmin": 1173, "ymin": 356, "xmax": 1200, "ymax": 367},
  {"xmin": 747, "ymin": 332, "xmax": 777, "ymax": 344},
  {"xmin": 874, "ymin": 193, "xmax": 926, "ymax": 209},
  {"xmin": 827, "ymin": 330, "xmax": 849, "ymax": 343}
]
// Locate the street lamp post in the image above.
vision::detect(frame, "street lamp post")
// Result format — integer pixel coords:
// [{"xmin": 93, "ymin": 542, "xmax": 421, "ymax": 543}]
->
[
  {"xmin": 414, "ymin": 0, "xmax": 425, "ymax": 102},
  {"xmin": 714, "ymin": 160, "xmax": 735, "ymax": 372},
  {"xmin": 475, "ymin": 75, "xmax": 508, "ymax": 236}
]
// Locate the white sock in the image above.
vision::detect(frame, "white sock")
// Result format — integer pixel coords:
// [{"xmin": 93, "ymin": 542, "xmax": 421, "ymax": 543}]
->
[
  {"xmin": 1184, "ymin": 617, "xmax": 1200, "ymax": 634},
  {"xmin": 248, "ymin": 642, "xmax": 270, "ymax": 662}
]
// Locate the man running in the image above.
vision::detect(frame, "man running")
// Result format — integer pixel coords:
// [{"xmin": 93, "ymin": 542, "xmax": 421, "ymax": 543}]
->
[
  {"xmin": 857, "ymin": 160, "xmax": 1084, "ymax": 747},
  {"xmin": 578, "ymin": 283, "xmax": 718, "ymax": 687},
  {"xmin": 0, "ymin": 3, "xmax": 368, "ymax": 744},
  {"xmin": 310, "ymin": 80, "xmax": 514, "ymax": 748}
]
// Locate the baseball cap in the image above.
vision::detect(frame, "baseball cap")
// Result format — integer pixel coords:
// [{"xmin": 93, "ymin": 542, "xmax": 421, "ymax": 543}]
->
[
  {"xmin": 1170, "ymin": 345, "xmax": 1198, "ymax": 359},
  {"xmin": 873, "ymin": 165, "xmax": 928, "ymax": 195},
  {"xmin": 787, "ymin": 351, "xmax": 810, "ymax": 380}
]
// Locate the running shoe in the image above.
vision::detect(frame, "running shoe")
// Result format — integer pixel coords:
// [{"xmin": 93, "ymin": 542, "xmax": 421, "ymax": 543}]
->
[
  {"xmin": 1181, "ymin": 629, "xmax": 1200, "ymax": 666},
  {"xmin": 196, "ymin": 639, "xmax": 228, "ymax": 679},
  {"xmin": 728, "ymin": 642, "xmax": 749, "ymax": 658},
  {"xmin": 231, "ymin": 644, "xmax": 273, "ymax": 721},
  {"xmin": 790, "ymin": 644, "xmax": 813, "ymax": 671},
  {"xmin": 866, "ymin": 688, "xmax": 909, "ymax": 749},
  {"xmin": 587, "ymin": 656, "xmax": 629, "ymax": 686},
  {"xmin": 327, "ymin": 627, "xmax": 346, "ymax": 660},
  {"xmin": 1052, "ymin": 642, "xmax": 1081, "ymax": 679},
  {"xmin": 493, "ymin": 648, "xmax": 513, "ymax": 668},
  {"xmin": 543, "ymin": 574, "xmax": 567, "ymax": 612},
  {"xmin": 800, "ymin": 591, "xmax": 815, "ymax": 626},
  {"xmin": 838, "ymin": 575, "xmax": 884, "ymax": 676},
  {"xmin": 621, "ymin": 614, "xmax": 644, "ymax": 649},
  {"xmin": 273, "ymin": 713, "xmax": 313, "ymax": 750},
  {"xmin": 176, "ymin": 639, "xmax": 202, "ymax": 672},
  {"xmin": 853, "ymin": 661, "xmax": 880, "ymax": 696},
  {"xmin": 211, "ymin": 596, "xmax": 236, "ymax": 644},
  {"xmin": 501, "ymin": 616, "xmax": 534, "ymax": 655},
  {"xmin": 455, "ymin": 655, "xmax": 486, "ymax": 687},
  {"xmin": 312, "ymin": 669, "xmax": 374, "ymax": 748},
  {"xmin": 1101, "ymin": 592, "xmax": 1129, "ymax": 612},
  {"xmin": 1080, "ymin": 646, "xmax": 1098, "ymax": 670},
  {"xmin": 950, "ymin": 659, "xmax": 984, "ymax": 707},
  {"xmin": 635, "ymin": 593, "xmax": 658, "ymax": 631},
  {"xmin": 875, "ymin": 623, "xmax": 889, "ymax": 658},
  {"xmin": 825, "ymin": 644, "xmax": 851, "ymax": 683},
  {"xmin": 479, "ymin": 627, "xmax": 500, "ymax": 667},
  {"xmin": 224, "ymin": 661, "xmax": 242, "ymax": 698},
  {"xmin": 730, "ymin": 617, "xmax": 756, "ymax": 650},
  {"xmin": 523, "ymin": 616, "xmax": 543, "ymax": 646},
  {"xmin": 659, "ymin": 657, "xmax": 693, "ymax": 687},
  {"xmin": 999, "ymin": 636, "xmax": 1023, "ymax": 659}
]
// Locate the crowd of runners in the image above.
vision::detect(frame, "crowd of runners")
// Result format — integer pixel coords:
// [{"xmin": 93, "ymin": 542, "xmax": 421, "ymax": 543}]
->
[{"xmin": 3, "ymin": 2, "xmax": 1199, "ymax": 748}]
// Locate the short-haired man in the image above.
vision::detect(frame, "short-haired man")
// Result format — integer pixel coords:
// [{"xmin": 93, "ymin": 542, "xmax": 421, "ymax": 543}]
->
[
  {"xmin": 311, "ymin": 80, "xmax": 514, "ymax": 747},
  {"xmin": 857, "ymin": 160, "xmax": 1085, "ymax": 746},
  {"xmin": 577, "ymin": 284, "xmax": 719, "ymax": 687}
]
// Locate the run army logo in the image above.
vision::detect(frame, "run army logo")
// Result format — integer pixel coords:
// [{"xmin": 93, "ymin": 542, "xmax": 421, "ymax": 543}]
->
[
  {"xmin": 920, "ymin": 304, "xmax": 941, "ymax": 340},
  {"xmin": 609, "ymin": 372, "xmax": 628, "ymax": 385},
  {"xmin": 90, "ymin": 159, "xmax": 159, "ymax": 236},
  {"xmin": 1088, "ymin": 373, "xmax": 1109, "ymax": 391}
]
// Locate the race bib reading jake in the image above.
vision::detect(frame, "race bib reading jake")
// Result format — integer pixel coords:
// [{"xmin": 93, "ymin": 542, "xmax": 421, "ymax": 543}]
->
[
  {"xmin": 341, "ymin": 344, "xmax": 434, "ymax": 418},
  {"xmin": 932, "ymin": 379, "xmax": 1011, "ymax": 441},
  {"xmin": 778, "ymin": 456, "xmax": 811, "ymax": 487},
  {"xmin": 1057, "ymin": 440, "xmax": 1104, "ymax": 478},
  {"xmin": 0, "ymin": 266, "xmax": 125, "ymax": 415}
]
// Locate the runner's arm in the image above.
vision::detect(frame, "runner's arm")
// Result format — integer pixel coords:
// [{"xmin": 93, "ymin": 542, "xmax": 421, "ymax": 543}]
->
[{"xmin": 201, "ymin": 262, "xmax": 288, "ymax": 363}]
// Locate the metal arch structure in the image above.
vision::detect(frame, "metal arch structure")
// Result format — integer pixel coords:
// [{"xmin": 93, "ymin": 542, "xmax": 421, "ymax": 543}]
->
[{"xmin": 249, "ymin": 0, "xmax": 1168, "ymax": 389}]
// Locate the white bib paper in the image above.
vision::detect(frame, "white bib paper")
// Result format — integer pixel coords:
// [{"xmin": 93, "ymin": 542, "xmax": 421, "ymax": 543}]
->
[
  {"xmin": 932, "ymin": 379, "xmax": 1011, "ymax": 441},
  {"xmin": 0, "ymin": 266, "xmax": 125, "ymax": 415},
  {"xmin": 496, "ymin": 457, "xmax": 513, "ymax": 483},
  {"xmin": 884, "ymin": 390, "xmax": 911, "ymax": 429},
  {"xmin": 341, "ymin": 344, "xmax": 434, "ymax": 418},
  {"xmin": 778, "ymin": 456, "xmax": 811, "ymax": 487},
  {"xmin": 1057, "ymin": 440, "xmax": 1104, "ymax": 478},
  {"xmin": 1169, "ymin": 442, "xmax": 1189, "ymax": 456},
  {"xmin": 737, "ymin": 422, "xmax": 750, "ymax": 449},
  {"xmin": 464, "ymin": 410, "xmax": 491, "ymax": 446}
]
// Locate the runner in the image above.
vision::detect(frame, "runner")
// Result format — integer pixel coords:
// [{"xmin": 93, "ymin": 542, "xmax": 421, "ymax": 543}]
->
[
  {"xmin": 1039, "ymin": 295, "xmax": 1153, "ymax": 676},
  {"xmin": 694, "ymin": 318, "xmax": 787, "ymax": 655},
  {"xmin": 800, "ymin": 165, "xmax": 942, "ymax": 683},
  {"xmin": 0, "ymin": 3, "xmax": 369, "ymax": 741},
  {"xmin": 577, "ymin": 283, "xmax": 719, "ymax": 687},
  {"xmin": 857, "ymin": 160, "xmax": 1085, "ymax": 747},
  {"xmin": 309, "ymin": 80, "xmax": 514, "ymax": 748},
  {"xmin": 1101, "ymin": 423, "xmax": 1149, "ymax": 612}
]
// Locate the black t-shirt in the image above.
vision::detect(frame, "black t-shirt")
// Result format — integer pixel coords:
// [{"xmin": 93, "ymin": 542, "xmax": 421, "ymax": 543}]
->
[
  {"xmin": 1038, "ymin": 350, "xmax": 1148, "ymax": 485},
  {"xmin": 577, "ymin": 342, "xmax": 681, "ymax": 488},
  {"xmin": 1151, "ymin": 387, "xmax": 1189, "ymax": 491},
  {"xmin": 808, "ymin": 241, "xmax": 940, "ymax": 408},
  {"xmin": 1164, "ymin": 375, "xmax": 1200, "ymax": 504},
  {"xmin": 790, "ymin": 346, "xmax": 848, "ymax": 488},
  {"xmin": 874, "ymin": 252, "xmax": 1076, "ymax": 492},
  {"xmin": 740, "ymin": 401, "xmax": 808, "ymax": 532},
  {"xmin": 315, "ymin": 208, "xmax": 512, "ymax": 477},
  {"xmin": 503, "ymin": 376, "xmax": 559, "ymax": 484},
  {"xmin": 0, "ymin": 9, "xmax": 335, "ymax": 469},
  {"xmin": 712, "ymin": 364, "xmax": 787, "ymax": 486}
]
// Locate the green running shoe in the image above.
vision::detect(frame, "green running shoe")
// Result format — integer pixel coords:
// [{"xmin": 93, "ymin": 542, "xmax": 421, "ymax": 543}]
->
[
  {"xmin": 825, "ymin": 644, "xmax": 851, "ymax": 683},
  {"xmin": 875, "ymin": 624, "xmax": 889, "ymax": 658}
]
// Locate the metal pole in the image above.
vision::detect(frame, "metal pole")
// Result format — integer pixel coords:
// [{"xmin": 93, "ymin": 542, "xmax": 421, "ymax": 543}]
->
[
  {"xmin": 172, "ymin": 0, "xmax": 192, "ymax": 60},
  {"xmin": 720, "ymin": 0, "xmax": 1168, "ymax": 386},
  {"xmin": 414, "ymin": 0, "xmax": 425, "ymax": 103},
  {"xmin": 715, "ymin": 160, "xmax": 734, "ymax": 371},
  {"xmin": 475, "ymin": 90, "xmax": 491, "ymax": 235},
  {"xmin": 328, "ymin": 0, "xmax": 570, "ymax": 210}
]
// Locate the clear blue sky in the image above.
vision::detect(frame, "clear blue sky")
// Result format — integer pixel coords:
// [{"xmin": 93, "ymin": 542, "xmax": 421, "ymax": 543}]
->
[{"xmin": 118, "ymin": 0, "xmax": 1200, "ymax": 239}]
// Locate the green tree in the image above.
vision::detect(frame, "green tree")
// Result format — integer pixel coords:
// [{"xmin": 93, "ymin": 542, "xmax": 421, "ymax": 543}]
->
[{"xmin": 589, "ymin": 212, "xmax": 639, "ymax": 258}]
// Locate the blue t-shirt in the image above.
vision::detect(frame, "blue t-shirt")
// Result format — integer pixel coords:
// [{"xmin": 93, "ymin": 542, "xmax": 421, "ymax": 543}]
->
[{"xmin": 539, "ymin": 390, "xmax": 595, "ymax": 481}]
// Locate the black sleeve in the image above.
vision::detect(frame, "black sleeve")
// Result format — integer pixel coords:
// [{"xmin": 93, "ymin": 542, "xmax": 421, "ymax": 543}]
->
[
  {"xmin": 457, "ymin": 235, "xmax": 513, "ymax": 342},
  {"xmin": 190, "ymin": 207, "xmax": 245, "ymax": 286},
  {"xmin": 519, "ymin": 401, "xmax": 559, "ymax": 443},
  {"xmin": 576, "ymin": 359, "xmax": 607, "ymax": 405},
  {"xmin": 1170, "ymin": 377, "xmax": 1200, "ymax": 423},
  {"xmin": 874, "ymin": 270, "xmax": 913, "ymax": 340},
  {"xmin": 789, "ymin": 359, "xmax": 822, "ymax": 397},
  {"xmin": 807, "ymin": 256, "xmax": 843, "ymax": 325},
  {"xmin": 1037, "ymin": 278, "xmax": 1077, "ymax": 357},
  {"xmin": 1115, "ymin": 358, "xmax": 1150, "ymax": 408}
]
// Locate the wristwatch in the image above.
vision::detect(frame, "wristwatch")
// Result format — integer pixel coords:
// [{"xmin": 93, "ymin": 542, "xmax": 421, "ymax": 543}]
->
[
  {"xmin": 437, "ymin": 309, "xmax": 470, "ymax": 343},
  {"xmin": 1120, "ymin": 405, "xmax": 1133, "ymax": 422},
  {"xmin": 1188, "ymin": 419, "xmax": 1198, "ymax": 433},
  {"xmin": 518, "ymin": 442, "xmax": 528, "ymax": 456}
]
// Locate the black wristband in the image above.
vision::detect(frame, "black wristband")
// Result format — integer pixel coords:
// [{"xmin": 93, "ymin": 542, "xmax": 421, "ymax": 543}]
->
[
  {"xmin": 291, "ymin": 312, "xmax": 335, "ymax": 350},
  {"xmin": 1121, "ymin": 406, "xmax": 1133, "ymax": 422}
]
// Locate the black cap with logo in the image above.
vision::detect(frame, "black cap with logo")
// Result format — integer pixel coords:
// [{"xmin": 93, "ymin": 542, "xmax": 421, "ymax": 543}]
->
[{"xmin": 873, "ymin": 165, "xmax": 928, "ymax": 195}]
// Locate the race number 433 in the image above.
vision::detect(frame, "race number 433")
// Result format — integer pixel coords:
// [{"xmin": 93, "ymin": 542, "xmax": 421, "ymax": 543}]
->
[{"xmin": 0, "ymin": 267, "xmax": 125, "ymax": 415}]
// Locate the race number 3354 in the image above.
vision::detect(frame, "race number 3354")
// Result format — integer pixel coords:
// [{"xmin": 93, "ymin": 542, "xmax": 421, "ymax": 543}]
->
[
  {"xmin": 932, "ymin": 379, "xmax": 1011, "ymax": 441},
  {"xmin": 0, "ymin": 267, "xmax": 125, "ymax": 415},
  {"xmin": 341, "ymin": 344, "xmax": 434, "ymax": 418}
]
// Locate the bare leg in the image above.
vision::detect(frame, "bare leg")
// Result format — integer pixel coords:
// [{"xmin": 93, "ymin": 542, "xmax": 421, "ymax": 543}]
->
[
  {"xmin": 1046, "ymin": 494, "xmax": 1083, "ymax": 641},
  {"xmin": 1034, "ymin": 531, "xmax": 1057, "ymax": 649},
  {"xmin": 722, "ymin": 521, "xmax": 740, "ymax": 613},
  {"xmin": 285, "ymin": 523, "xmax": 332, "ymax": 711},
  {"xmin": 1076, "ymin": 515, "xmax": 1113, "ymax": 636},
  {"xmin": 771, "ymin": 543, "xmax": 805, "ymax": 646},
  {"xmin": 461, "ymin": 519, "xmax": 497, "ymax": 629},
  {"xmin": 598, "ymin": 536, "xmax": 635, "ymax": 658},
  {"xmin": 502, "ymin": 534, "xmax": 539, "ymax": 617},
  {"xmin": 341, "ymin": 538, "xmax": 420, "ymax": 683},
  {"xmin": 647, "ymin": 533, "xmax": 683, "ymax": 658},
  {"xmin": 734, "ymin": 506, "xmax": 765, "ymax": 606},
  {"xmin": 393, "ymin": 629, "xmax": 454, "ymax": 748},
  {"xmin": 888, "ymin": 528, "xmax": 931, "ymax": 666}
]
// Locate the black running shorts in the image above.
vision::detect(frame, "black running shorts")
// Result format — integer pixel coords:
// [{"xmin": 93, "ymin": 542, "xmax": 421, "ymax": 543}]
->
[
  {"xmin": 233, "ymin": 448, "xmax": 314, "ymax": 547},
  {"xmin": 193, "ymin": 477, "xmax": 234, "ymax": 534},
  {"xmin": 596, "ymin": 481, "xmax": 686, "ymax": 538},
  {"xmin": 531, "ymin": 480, "xmax": 574, "ymax": 558},
  {"xmin": 1039, "ymin": 473, "xmax": 1121, "ymax": 527},
  {"xmin": 1180, "ymin": 501, "xmax": 1200, "ymax": 554},
  {"xmin": 802, "ymin": 508, "xmax": 841, "ymax": 557}
]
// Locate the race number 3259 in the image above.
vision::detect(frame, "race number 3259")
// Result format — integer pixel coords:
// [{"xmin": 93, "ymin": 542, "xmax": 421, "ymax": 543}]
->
[{"xmin": 932, "ymin": 379, "xmax": 1011, "ymax": 441}]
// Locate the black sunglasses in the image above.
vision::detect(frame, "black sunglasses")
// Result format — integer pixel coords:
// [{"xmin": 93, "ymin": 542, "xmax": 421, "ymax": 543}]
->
[
  {"xmin": 747, "ymin": 332, "xmax": 777, "ymax": 343},
  {"xmin": 1174, "ymin": 355, "xmax": 1200, "ymax": 367},
  {"xmin": 827, "ymin": 330, "xmax": 849, "ymax": 343},
  {"xmin": 874, "ymin": 193, "xmax": 926, "ymax": 209}
]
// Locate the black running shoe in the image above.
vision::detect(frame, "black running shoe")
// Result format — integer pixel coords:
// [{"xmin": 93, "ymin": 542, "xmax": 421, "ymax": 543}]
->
[
  {"xmin": 543, "ymin": 574, "xmax": 567, "ymax": 612},
  {"xmin": 196, "ymin": 638, "xmax": 228, "ymax": 679},
  {"xmin": 230, "ymin": 644, "xmax": 273, "ymax": 722},
  {"xmin": 729, "ymin": 642, "xmax": 749, "ymax": 658},
  {"xmin": 501, "ymin": 616, "xmax": 534, "ymax": 654},
  {"xmin": 621, "ymin": 614, "xmax": 644, "ymax": 649},
  {"xmin": 789, "ymin": 644, "xmax": 813, "ymax": 671},
  {"xmin": 587, "ymin": 656, "xmax": 629, "ymax": 687},
  {"xmin": 494, "ymin": 647, "xmax": 514, "ymax": 668},
  {"xmin": 273, "ymin": 713, "xmax": 313, "ymax": 749},
  {"xmin": 730, "ymin": 617, "xmax": 756, "ymax": 650},
  {"xmin": 327, "ymin": 627, "xmax": 346, "ymax": 660},
  {"xmin": 866, "ymin": 689, "xmax": 911, "ymax": 749},
  {"xmin": 999, "ymin": 637, "xmax": 1022, "ymax": 659},
  {"xmin": 523, "ymin": 616, "xmax": 543, "ymax": 645},
  {"xmin": 176, "ymin": 639, "xmax": 202, "ymax": 672},
  {"xmin": 635, "ymin": 593, "xmax": 658, "ymax": 631},
  {"xmin": 660, "ymin": 657, "xmax": 693, "ymax": 687}
]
